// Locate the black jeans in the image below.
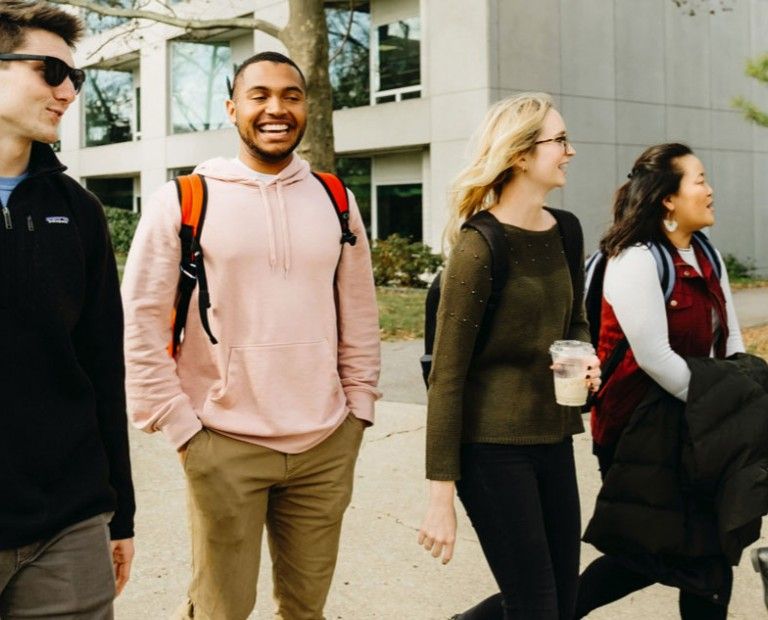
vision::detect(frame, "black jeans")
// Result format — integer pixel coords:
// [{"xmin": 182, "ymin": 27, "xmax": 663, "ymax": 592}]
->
[
  {"xmin": 574, "ymin": 554, "xmax": 727, "ymax": 619},
  {"xmin": 454, "ymin": 439, "xmax": 581, "ymax": 620}
]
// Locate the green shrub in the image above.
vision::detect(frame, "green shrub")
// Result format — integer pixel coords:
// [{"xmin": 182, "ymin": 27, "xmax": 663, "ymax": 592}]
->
[
  {"xmin": 722, "ymin": 253, "xmax": 755, "ymax": 280},
  {"xmin": 371, "ymin": 234, "xmax": 443, "ymax": 288},
  {"xmin": 103, "ymin": 206, "xmax": 139, "ymax": 254}
]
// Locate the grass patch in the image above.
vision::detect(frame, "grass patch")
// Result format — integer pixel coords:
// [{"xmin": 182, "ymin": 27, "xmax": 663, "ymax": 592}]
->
[
  {"xmin": 744, "ymin": 324, "xmax": 768, "ymax": 359},
  {"xmin": 730, "ymin": 278, "xmax": 768, "ymax": 289},
  {"xmin": 115, "ymin": 254, "xmax": 126, "ymax": 281},
  {"xmin": 377, "ymin": 287, "xmax": 426, "ymax": 341}
]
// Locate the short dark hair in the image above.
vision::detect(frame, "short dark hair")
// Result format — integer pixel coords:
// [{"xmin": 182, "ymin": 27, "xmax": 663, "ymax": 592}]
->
[
  {"xmin": 229, "ymin": 51, "xmax": 306, "ymax": 97},
  {"xmin": 0, "ymin": 1, "xmax": 83, "ymax": 53},
  {"xmin": 600, "ymin": 143, "xmax": 694, "ymax": 257}
]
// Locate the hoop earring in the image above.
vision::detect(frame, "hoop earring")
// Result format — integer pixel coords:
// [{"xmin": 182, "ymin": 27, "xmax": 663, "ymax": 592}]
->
[{"xmin": 663, "ymin": 217, "xmax": 678, "ymax": 233}]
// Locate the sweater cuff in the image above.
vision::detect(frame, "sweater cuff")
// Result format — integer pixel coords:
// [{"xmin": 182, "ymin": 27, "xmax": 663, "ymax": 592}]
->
[
  {"xmin": 108, "ymin": 520, "xmax": 134, "ymax": 541},
  {"xmin": 158, "ymin": 410, "xmax": 203, "ymax": 450},
  {"xmin": 345, "ymin": 388, "xmax": 377, "ymax": 425}
]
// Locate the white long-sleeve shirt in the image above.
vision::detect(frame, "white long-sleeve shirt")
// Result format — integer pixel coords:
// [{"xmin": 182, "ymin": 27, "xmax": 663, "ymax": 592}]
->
[{"xmin": 604, "ymin": 244, "xmax": 744, "ymax": 401}]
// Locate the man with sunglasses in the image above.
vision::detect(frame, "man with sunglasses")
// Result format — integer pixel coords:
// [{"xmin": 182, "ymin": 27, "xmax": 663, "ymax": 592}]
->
[{"xmin": 0, "ymin": 2, "xmax": 135, "ymax": 617}]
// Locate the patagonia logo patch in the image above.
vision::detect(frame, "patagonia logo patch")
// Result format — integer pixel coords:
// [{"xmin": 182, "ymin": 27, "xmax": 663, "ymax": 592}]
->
[{"xmin": 46, "ymin": 216, "xmax": 69, "ymax": 224}]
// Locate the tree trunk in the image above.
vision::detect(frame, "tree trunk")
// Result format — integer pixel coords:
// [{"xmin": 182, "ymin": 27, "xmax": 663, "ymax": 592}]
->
[{"xmin": 280, "ymin": 0, "xmax": 336, "ymax": 172}]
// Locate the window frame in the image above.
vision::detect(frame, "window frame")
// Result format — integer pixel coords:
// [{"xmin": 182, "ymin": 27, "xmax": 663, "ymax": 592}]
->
[{"xmin": 371, "ymin": 16, "xmax": 422, "ymax": 106}]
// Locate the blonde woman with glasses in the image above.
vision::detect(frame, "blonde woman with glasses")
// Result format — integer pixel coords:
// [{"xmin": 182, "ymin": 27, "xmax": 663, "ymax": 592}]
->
[{"xmin": 418, "ymin": 93, "xmax": 600, "ymax": 619}]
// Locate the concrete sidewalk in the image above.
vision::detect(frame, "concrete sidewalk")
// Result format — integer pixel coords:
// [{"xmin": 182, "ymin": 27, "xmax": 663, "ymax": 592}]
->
[
  {"xmin": 116, "ymin": 401, "xmax": 767, "ymax": 619},
  {"xmin": 732, "ymin": 287, "xmax": 768, "ymax": 330}
]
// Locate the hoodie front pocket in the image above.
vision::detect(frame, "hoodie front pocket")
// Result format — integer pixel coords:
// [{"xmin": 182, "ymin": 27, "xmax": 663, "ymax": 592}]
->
[{"xmin": 209, "ymin": 339, "xmax": 344, "ymax": 432}]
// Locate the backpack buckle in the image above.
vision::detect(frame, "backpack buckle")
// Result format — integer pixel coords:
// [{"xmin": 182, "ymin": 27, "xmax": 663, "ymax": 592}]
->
[
  {"xmin": 341, "ymin": 231, "xmax": 358, "ymax": 246},
  {"xmin": 179, "ymin": 262, "xmax": 198, "ymax": 280}
]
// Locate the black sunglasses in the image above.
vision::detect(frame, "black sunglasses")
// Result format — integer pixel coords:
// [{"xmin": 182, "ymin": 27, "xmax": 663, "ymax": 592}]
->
[{"xmin": 0, "ymin": 54, "xmax": 85, "ymax": 93}]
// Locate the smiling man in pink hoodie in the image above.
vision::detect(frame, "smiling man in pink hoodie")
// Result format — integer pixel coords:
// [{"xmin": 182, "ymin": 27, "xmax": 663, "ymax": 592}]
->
[{"xmin": 122, "ymin": 52, "xmax": 381, "ymax": 620}]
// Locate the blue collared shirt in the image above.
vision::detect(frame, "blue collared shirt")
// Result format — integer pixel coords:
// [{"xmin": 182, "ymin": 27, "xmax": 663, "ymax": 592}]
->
[{"xmin": 0, "ymin": 173, "xmax": 28, "ymax": 208}]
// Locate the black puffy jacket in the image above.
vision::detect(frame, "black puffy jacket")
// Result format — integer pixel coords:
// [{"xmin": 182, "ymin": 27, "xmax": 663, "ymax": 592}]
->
[{"xmin": 584, "ymin": 353, "xmax": 768, "ymax": 566}]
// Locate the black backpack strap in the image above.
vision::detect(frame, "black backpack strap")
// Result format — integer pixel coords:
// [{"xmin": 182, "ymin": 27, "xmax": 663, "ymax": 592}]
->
[
  {"xmin": 584, "ymin": 250, "xmax": 606, "ymax": 347},
  {"xmin": 171, "ymin": 174, "xmax": 217, "ymax": 357},
  {"xmin": 462, "ymin": 210, "xmax": 510, "ymax": 355},
  {"xmin": 420, "ymin": 210, "xmax": 507, "ymax": 388},
  {"xmin": 420, "ymin": 273, "xmax": 442, "ymax": 387},
  {"xmin": 545, "ymin": 207, "xmax": 583, "ymax": 312}
]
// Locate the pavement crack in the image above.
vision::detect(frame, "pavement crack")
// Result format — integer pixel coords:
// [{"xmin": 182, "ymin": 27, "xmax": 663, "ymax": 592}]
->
[
  {"xmin": 373, "ymin": 511, "xmax": 480, "ymax": 545},
  {"xmin": 367, "ymin": 425, "xmax": 425, "ymax": 442}
]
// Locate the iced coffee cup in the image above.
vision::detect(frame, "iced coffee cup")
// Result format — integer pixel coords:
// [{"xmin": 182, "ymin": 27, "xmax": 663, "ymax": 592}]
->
[{"xmin": 548, "ymin": 340, "xmax": 595, "ymax": 407}]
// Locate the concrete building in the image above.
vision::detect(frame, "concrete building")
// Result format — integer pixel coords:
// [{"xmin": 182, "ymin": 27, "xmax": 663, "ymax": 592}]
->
[{"xmin": 59, "ymin": 0, "xmax": 768, "ymax": 272}]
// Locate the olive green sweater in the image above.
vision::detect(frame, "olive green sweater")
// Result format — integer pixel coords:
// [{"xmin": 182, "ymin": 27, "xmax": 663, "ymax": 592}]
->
[{"xmin": 426, "ymin": 222, "xmax": 591, "ymax": 480}]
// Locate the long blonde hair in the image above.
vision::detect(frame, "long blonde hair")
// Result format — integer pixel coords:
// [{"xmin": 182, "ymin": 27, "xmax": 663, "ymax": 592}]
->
[{"xmin": 444, "ymin": 92, "xmax": 553, "ymax": 251}]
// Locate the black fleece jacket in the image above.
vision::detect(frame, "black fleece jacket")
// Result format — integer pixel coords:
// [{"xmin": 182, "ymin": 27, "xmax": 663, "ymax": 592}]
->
[{"xmin": 0, "ymin": 142, "xmax": 135, "ymax": 549}]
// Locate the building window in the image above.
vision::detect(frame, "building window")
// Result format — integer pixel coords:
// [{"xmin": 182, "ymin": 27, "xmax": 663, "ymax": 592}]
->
[
  {"xmin": 85, "ymin": 176, "xmax": 136, "ymax": 211},
  {"xmin": 336, "ymin": 156, "xmax": 372, "ymax": 235},
  {"xmin": 170, "ymin": 40, "xmax": 232, "ymax": 134},
  {"xmin": 167, "ymin": 167, "xmax": 196, "ymax": 181},
  {"xmin": 373, "ymin": 17, "xmax": 421, "ymax": 105},
  {"xmin": 376, "ymin": 183, "xmax": 422, "ymax": 241},
  {"xmin": 326, "ymin": 1, "xmax": 370, "ymax": 110},
  {"xmin": 135, "ymin": 86, "xmax": 141, "ymax": 137},
  {"xmin": 84, "ymin": 68, "xmax": 135, "ymax": 147}
]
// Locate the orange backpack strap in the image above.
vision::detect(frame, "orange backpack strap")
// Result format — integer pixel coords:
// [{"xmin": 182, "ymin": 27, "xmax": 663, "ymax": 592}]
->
[
  {"xmin": 312, "ymin": 172, "xmax": 357, "ymax": 246},
  {"xmin": 168, "ymin": 174, "xmax": 217, "ymax": 357}
]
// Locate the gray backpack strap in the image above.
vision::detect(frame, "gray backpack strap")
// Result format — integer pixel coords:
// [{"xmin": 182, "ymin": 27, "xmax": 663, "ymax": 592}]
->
[
  {"xmin": 692, "ymin": 231, "xmax": 722, "ymax": 280},
  {"xmin": 647, "ymin": 242, "xmax": 675, "ymax": 302}
]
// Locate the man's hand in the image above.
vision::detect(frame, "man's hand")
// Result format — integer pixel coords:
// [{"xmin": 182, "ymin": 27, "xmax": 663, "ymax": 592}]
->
[
  {"xmin": 418, "ymin": 480, "xmax": 457, "ymax": 564},
  {"xmin": 177, "ymin": 434, "xmax": 195, "ymax": 465},
  {"xmin": 110, "ymin": 538, "xmax": 134, "ymax": 596}
]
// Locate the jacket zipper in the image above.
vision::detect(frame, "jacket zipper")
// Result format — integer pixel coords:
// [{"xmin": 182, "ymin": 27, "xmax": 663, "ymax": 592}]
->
[{"xmin": 0, "ymin": 204, "xmax": 11, "ymax": 307}]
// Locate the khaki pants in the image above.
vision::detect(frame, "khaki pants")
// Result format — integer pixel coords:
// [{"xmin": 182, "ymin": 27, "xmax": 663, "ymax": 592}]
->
[{"xmin": 176, "ymin": 414, "xmax": 364, "ymax": 620}]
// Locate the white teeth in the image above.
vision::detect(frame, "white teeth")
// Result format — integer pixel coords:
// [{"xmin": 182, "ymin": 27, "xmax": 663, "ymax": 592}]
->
[{"xmin": 260, "ymin": 124, "xmax": 289, "ymax": 132}]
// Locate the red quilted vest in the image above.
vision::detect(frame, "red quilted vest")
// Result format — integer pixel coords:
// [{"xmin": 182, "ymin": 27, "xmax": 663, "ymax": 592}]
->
[{"xmin": 590, "ymin": 244, "xmax": 728, "ymax": 446}]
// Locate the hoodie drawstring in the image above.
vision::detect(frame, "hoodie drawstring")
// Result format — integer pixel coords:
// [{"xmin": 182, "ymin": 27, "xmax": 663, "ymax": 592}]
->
[
  {"xmin": 257, "ymin": 183, "xmax": 278, "ymax": 271},
  {"xmin": 275, "ymin": 183, "xmax": 291, "ymax": 275}
]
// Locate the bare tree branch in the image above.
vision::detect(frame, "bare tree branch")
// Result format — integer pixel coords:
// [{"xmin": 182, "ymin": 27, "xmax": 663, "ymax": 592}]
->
[
  {"xmin": 84, "ymin": 19, "xmax": 147, "ymax": 61},
  {"xmin": 49, "ymin": 0, "xmax": 282, "ymax": 39},
  {"xmin": 328, "ymin": 0, "xmax": 355, "ymax": 64}
]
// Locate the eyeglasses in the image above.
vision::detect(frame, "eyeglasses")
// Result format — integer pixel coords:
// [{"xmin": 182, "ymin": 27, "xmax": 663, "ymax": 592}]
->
[
  {"xmin": 0, "ymin": 54, "xmax": 85, "ymax": 93},
  {"xmin": 534, "ymin": 135, "xmax": 572, "ymax": 153}
]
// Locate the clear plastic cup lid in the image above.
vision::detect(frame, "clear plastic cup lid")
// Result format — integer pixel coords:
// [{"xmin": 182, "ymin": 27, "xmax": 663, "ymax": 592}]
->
[{"xmin": 549, "ymin": 340, "xmax": 595, "ymax": 356}]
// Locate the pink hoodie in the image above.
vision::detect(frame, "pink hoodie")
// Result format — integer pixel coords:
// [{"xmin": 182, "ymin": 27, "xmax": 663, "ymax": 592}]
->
[{"xmin": 122, "ymin": 155, "xmax": 381, "ymax": 453}]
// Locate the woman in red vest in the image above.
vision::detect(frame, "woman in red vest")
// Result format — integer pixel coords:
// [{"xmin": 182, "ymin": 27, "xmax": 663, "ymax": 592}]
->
[{"xmin": 576, "ymin": 143, "xmax": 745, "ymax": 619}]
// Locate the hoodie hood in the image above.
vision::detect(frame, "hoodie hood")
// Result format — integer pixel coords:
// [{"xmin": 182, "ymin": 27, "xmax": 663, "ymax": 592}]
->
[
  {"xmin": 193, "ymin": 153, "xmax": 310, "ymax": 187},
  {"xmin": 192, "ymin": 155, "xmax": 311, "ymax": 274}
]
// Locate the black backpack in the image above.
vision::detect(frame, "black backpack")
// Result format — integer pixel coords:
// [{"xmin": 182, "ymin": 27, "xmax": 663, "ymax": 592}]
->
[
  {"xmin": 582, "ymin": 230, "xmax": 722, "ymax": 395},
  {"xmin": 420, "ymin": 207, "xmax": 583, "ymax": 388}
]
